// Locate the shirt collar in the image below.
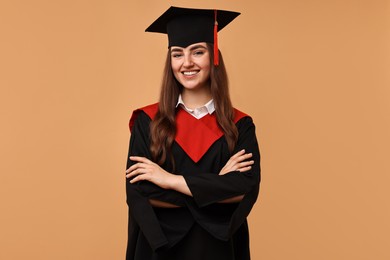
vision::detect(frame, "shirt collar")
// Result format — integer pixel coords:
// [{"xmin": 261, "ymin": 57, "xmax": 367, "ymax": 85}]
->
[{"xmin": 176, "ymin": 94, "xmax": 215, "ymax": 115}]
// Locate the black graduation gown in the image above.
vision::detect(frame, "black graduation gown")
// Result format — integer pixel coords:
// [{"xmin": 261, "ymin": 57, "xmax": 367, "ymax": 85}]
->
[{"xmin": 126, "ymin": 103, "xmax": 261, "ymax": 260}]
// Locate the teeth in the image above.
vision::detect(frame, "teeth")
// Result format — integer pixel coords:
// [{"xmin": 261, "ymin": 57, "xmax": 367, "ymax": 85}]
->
[{"xmin": 183, "ymin": 71, "xmax": 198, "ymax": 75}]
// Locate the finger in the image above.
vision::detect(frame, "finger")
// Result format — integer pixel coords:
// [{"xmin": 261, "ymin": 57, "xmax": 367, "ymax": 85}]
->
[
  {"xmin": 224, "ymin": 160, "xmax": 233, "ymax": 168},
  {"xmin": 238, "ymin": 166, "xmax": 252, "ymax": 172},
  {"xmin": 126, "ymin": 168, "xmax": 147, "ymax": 178},
  {"xmin": 126, "ymin": 163, "xmax": 140, "ymax": 173},
  {"xmin": 129, "ymin": 156, "xmax": 153, "ymax": 164},
  {"xmin": 230, "ymin": 152, "xmax": 252, "ymax": 165},
  {"xmin": 227, "ymin": 158, "xmax": 253, "ymax": 172},
  {"xmin": 126, "ymin": 162, "xmax": 149, "ymax": 173},
  {"xmin": 225, "ymin": 150, "xmax": 246, "ymax": 166},
  {"xmin": 238, "ymin": 160, "xmax": 254, "ymax": 168},
  {"xmin": 129, "ymin": 174, "xmax": 148, "ymax": 183},
  {"xmin": 235, "ymin": 153, "xmax": 253, "ymax": 163},
  {"xmin": 230, "ymin": 149, "xmax": 245, "ymax": 159}
]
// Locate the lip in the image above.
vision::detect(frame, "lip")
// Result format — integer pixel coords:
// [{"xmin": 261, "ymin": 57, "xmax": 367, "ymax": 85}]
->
[{"xmin": 181, "ymin": 70, "xmax": 200, "ymax": 77}]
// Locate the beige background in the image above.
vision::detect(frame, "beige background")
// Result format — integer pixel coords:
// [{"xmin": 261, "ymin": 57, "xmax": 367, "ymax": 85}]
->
[{"xmin": 1, "ymin": 0, "xmax": 389, "ymax": 259}]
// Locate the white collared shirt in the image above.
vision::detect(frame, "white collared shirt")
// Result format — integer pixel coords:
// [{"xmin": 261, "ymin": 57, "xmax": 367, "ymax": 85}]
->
[{"xmin": 176, "ymin": 95, "xmax": 215, "ymax": 119}]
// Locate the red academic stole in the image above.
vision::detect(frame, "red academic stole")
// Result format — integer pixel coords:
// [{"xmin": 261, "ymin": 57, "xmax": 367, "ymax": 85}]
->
[{"xmin": 129, "ymin": 103, "xmax": 248, "ymax": 163}]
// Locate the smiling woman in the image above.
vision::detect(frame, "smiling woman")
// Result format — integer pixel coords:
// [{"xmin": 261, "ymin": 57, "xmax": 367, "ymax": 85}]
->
[{"xmin": 125, "ymin": 6, "xmax": 261, "ymax": 260}]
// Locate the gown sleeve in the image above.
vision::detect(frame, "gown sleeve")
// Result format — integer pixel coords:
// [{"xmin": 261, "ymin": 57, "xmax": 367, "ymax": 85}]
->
[
  {"xmin": 126, "ymin": 111, "xmax": 189, "ymax": 251},
  {"xmin": 127, "ymin": 111, "xmax": 187, "ymax": 207},
  {"xmin": 183, "ymin": 116, "xmax": 261, "ymax": 240}
]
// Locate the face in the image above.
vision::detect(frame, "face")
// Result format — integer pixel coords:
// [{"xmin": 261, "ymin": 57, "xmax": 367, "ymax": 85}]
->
[{"xmin": 170, "ymin": 42, "xmax": 211, "ymax": 92}]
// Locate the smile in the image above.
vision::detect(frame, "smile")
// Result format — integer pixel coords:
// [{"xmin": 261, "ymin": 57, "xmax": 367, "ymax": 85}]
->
[{"xmin": 182, "ymin": 71, "xmax": 199, "ymax": 76}]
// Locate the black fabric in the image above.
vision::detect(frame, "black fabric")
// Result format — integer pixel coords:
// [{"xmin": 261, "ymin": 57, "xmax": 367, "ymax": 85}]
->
[
  {"xmin": 131, "ymin": 223, "xmax": 239, "ymax": 260},
  {"xmin": 145, "ymin": 6, "xmax": 240, "ymax": 48},
  {"xmin": 126, "ymin": 110, "xmax": 261, "ymax": 259}
]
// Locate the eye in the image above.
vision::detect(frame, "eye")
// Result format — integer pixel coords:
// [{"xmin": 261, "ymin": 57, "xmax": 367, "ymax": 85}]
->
[
  {"xmin": 171, "ymin": 53, "xmax": 183, "ymax": 58},
  {"xmin": 193, "ymin": 50, "xmax": 204, "ymax": 56}
]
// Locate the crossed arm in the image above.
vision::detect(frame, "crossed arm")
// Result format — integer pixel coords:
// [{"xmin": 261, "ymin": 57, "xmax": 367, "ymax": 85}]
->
[{"xmin": 125, "ymin": 149, "xmax": 254, "ymax": 207}]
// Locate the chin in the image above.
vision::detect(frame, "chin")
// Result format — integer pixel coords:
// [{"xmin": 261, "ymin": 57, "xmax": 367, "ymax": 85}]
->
[{"xmin": 181, "ymin": 83, "xmax": 203, "ymax": 90}]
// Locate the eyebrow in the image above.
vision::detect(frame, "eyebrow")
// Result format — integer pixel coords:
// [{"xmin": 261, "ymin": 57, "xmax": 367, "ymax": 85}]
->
[{"xmin": 171, "ymin": 44, "xmax": 207, "ymax": 53}]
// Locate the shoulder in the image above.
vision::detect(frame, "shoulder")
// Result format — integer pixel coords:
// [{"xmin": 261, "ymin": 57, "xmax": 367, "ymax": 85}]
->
[
  {"xmin": 129, "ymin": 103, "xmax": 159, "ymax": 132},
  {"xmin": 138, "ymin": 103, "xmax": 159, "ymax": 118},
  {"xmin": 233, "ymin": 108, "xmax": 257, "ymax": 134},
  {"xmin": 233, "ymin": 108, "xmax": 252, "ymax": 123}
]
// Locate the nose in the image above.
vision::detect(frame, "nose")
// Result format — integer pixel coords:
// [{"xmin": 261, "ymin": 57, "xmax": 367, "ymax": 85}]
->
[{"xmin": 183, "ymin": 53, "xmax": 193, "ymax": 68}]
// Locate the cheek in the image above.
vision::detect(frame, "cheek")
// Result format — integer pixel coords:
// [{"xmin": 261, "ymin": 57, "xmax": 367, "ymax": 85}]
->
[
  {"xmin": 204, "ymin": 68, "xmax": 211, "ymax": 81},
  {"xmin": 201, "ymin": 54, "xmax": 211, "ymax": 72},
  {"xmin": 170, "ymin": 62, "xmax": 182, "ymax": 81},
  {"xmin": 171, "ymin": 61, "xmax": 181, "ymax": 74},
  {"xmin": 202, "ymin": 62, "xmax": 211, "ymax": 78}
]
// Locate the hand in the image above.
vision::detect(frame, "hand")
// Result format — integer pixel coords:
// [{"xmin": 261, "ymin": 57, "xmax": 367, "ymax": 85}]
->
[
  {"xmin": 126, "ymin": 156, "xmax": 176, "ymax": 189},
  {"xmin": 219, "ymin": 149, "xmax": 254, "ymax": 175}
]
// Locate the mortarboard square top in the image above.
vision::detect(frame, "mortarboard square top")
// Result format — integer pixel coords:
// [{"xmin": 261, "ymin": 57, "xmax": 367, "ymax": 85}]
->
[{"xmin": 145, "ymin": 6, "xmax": 240, "ymax": 48}]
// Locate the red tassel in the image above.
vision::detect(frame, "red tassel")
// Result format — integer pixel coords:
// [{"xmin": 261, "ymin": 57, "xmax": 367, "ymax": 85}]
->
[{"xmin": 214, "ymin": 9, "xmax": 219, "ymax": 66}]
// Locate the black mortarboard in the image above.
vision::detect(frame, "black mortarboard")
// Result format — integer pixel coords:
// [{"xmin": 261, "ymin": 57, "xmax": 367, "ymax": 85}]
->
[{"xmin": 145, "ymin": 6, "xmax": 240, "ymax": 66}]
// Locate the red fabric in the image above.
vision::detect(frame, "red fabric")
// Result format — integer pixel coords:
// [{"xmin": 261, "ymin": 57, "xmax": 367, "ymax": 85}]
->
[
  {"xmin": 233, "ymin": 109, "xmax": 248, "ymax": 124},
  {"xmin": 129, "ymin": 103, "xmax": 159, "ymax": 132},
  {"xmin": 129, "ymin": 103, "xmax": 248, "ymax": 162},
  {"xmin": 175, "ymin": 108, "xmax": 223, "ymax": 163},
  {"xmin": 213, "ymin": 10, "xmax": 219, "ymax": 66}
]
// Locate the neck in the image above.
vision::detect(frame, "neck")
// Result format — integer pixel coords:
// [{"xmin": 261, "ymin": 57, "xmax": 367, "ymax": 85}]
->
[{"xmin": 181, "ymin": 88, "xmax": 212, "ymax": 109}]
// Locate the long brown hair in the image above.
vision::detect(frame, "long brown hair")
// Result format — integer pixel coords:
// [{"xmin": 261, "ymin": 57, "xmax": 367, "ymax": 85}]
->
[{"xmin": 150, "ymin": 43, "xmax": 238, "ymax": 165}]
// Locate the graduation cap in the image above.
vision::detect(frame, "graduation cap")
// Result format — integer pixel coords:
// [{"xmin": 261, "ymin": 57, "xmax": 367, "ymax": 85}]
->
[{"xmin": 145, "ymin": 6, "xmax": 240, "ymax": 66}]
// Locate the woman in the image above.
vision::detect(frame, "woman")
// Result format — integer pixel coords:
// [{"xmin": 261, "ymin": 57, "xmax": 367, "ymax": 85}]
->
[{"xmin": 125, "ymin": 6, "xmax": 261, "ymax": 260}]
